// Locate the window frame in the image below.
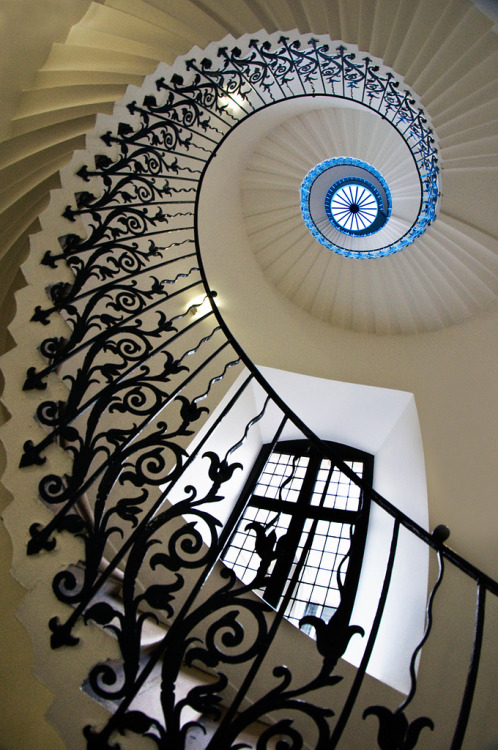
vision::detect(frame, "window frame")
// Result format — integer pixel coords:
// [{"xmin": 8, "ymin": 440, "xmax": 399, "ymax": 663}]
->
[{"xmin": 221, "ymin": 439, "xmax": 374, "ymax": 631}]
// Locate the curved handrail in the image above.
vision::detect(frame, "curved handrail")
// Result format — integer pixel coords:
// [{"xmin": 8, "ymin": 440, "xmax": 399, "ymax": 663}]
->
[{"xmin": 9, "ymin": 33, "xmax": 495, "ymax": 750}]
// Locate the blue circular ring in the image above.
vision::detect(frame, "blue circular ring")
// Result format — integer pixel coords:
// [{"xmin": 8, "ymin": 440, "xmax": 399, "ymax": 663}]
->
[{"xmin": 300, "ymin": 157, "xmax": 397, "ymax": 258}]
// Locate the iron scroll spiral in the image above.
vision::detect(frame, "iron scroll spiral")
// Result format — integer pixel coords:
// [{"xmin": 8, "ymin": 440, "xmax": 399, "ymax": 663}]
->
[{"xmin": 16, "ymin": 34, "xmax": 495, "ymax": 750}]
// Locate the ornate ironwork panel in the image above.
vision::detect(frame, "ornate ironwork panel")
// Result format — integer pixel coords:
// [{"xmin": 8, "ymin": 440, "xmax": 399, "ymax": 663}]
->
[{"xmin": 13, "ymin": 33, "xmax": 496, "ymax": 750}]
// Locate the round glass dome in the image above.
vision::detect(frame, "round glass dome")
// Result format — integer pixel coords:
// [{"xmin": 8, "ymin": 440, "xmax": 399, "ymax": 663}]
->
[
  {"xmin": 325, "ymin": 177, "xmax": 387, "ymax": 236},
  {"xmin": 300, "ymin": 157, "xmax": 396, "ymax": 258}
]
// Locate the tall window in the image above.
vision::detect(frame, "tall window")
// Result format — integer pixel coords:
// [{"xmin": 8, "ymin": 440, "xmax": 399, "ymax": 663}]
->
[{"xmin": 222, "ymin": 440, "xmax": 373, "ymax": 635}]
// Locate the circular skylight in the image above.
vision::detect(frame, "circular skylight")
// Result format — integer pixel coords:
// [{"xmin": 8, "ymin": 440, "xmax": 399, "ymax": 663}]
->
[
  {"xmin": 325, "ymin": 177, "xmax": 387, "ymax": 236},
  {"xmin": 330, "ymin": 183, "xmax": 377, "ymax": 230},
  {"xmin": 300, "ymin": 157, "xmax": 400, "ymax": 258}
]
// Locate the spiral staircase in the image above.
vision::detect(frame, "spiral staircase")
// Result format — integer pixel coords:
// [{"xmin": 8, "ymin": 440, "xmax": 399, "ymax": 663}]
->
[{"xmin": 0, "ymin": 2, "xmax": 497, "ymax": 749}]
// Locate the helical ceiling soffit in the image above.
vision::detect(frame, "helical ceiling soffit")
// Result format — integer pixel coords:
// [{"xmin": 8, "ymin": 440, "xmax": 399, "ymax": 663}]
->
[
  {"xmin": 194, "ymin": 33, "xmax": 497, "ymax": 334},
  {"xmin": 1, "ymin": 5, "xmax": 497, "ymax": 337},
  {"xmin": 199, "ymin": 37, "xmax": 497, "ymax": 336},
  {"xmin": 154, "ymin": 32, "xmax": 494, "ymax": 335}
]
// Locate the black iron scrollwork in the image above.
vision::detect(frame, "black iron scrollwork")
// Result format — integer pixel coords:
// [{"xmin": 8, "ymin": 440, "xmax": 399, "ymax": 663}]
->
[
  {"xmin": 362, "ymin": 529, "xmax": 447, "ymax": 749},
  {"xmin": 18, "ymin": 32, "xmax": 497, "ymax": 750}
]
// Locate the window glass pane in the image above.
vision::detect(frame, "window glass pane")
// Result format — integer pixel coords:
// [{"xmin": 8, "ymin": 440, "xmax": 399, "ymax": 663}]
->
[
  {"xmin": 280, "ymin": 518, "xmax": 356, "ymax": 637},
  {"xmin": 316, "ymin": 568, "xmax": 331, "ymax": 587},
  {"xmin": 255, "ymin": 452, "xmax": 309, "ymax": 502},
  {"xmin": 321, "ymin": 552, "xmax": 336, "ymax": 570},
  {"xmin": 326, "ymin": 588, "xmax": 341, "ymax": 608},
  {"xmin": 311, "ymin": 459, "xmax": 365, "ymax": 509},
  {"xmin": 312, "ymin": 534, "xmax": 326, "ymax": 551},
  {"xmin": 348, "ymin": 461, "xmax": 364, "ymax": 475},
  {"xmin": 302, "ymin": 565, "xmax": 316, "ymax": 583},
  {"xmin": 225, "ymin": 508, "xmax": 293, "ymax": 586},
  {"xmin": 223, "ymin": 442, "xmax": 371, "ymax": 643},
  {"xmin": 296, "ymin": 582, "xmax": 313, "ymax": 600},
  {"xmin": 307, "ymin": 549, "xmax": 322, "ymax": 567},
  {"xmin": 284, "ymin": 599, "xmax": 306, "ymax": 626},
  {"xmin": 328, "ymin": 521, "xmax": 342, "ymax": 538},
  {"xmin": 244, "ymin": 505, "xmax": 257, "ymax": 521},
  {"xmin": 339, "ymin": 538, "xmax": 350, "ymax": 554},
  {"xmin": 325, "ymin": 535, "xmax": 339, "ymax": 553}
]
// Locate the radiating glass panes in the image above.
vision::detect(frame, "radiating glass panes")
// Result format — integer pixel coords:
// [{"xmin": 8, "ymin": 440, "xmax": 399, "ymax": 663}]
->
[{"xmin": 330, "ymin": 183, "xmax": 378, "ymax": 232}]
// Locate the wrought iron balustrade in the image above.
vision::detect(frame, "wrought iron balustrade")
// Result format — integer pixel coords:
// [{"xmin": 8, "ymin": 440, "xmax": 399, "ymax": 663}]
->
[{"xmin": 13, "ymin": 34, "xmax": 496, "ymax": 749}]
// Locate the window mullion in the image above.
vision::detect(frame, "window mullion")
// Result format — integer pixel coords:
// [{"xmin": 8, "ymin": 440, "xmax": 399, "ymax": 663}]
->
[{"xmin": 263, "ymin": 451, "xmax": 320, "ymax": 607}]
